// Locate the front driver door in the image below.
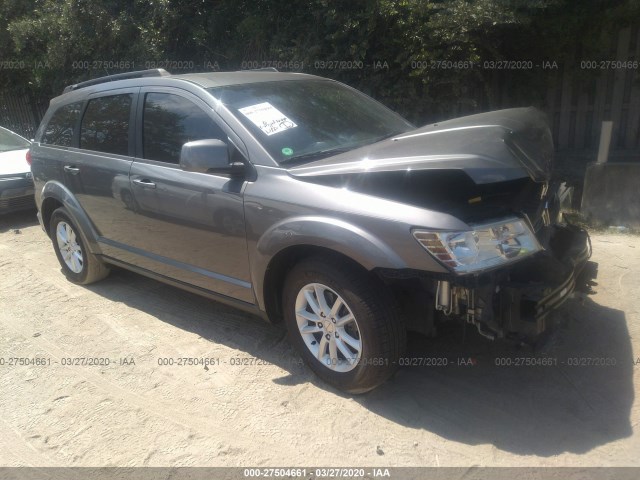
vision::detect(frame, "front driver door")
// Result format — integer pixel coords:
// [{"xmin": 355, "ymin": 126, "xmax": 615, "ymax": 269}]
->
[{"xmin": 122, "ymin": 88, "xmax": 253, "ymax": 303}]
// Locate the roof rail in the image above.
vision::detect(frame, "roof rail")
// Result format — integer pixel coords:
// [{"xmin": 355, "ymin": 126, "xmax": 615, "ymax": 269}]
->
[
  {"xmin": 62, "ymin": 68, "xmax": 170, "ymax": 94},
  {"xmin": 242, "ymin": 67, "xmax": 279, "ymax": 72}
]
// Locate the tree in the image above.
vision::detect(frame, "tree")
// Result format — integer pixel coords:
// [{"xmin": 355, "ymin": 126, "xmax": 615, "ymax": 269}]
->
[{"xmin": 0, "ymin": 0, "xmax": 637, "ymax": 124}]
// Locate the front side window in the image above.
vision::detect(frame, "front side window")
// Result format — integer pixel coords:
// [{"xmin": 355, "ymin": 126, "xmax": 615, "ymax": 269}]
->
[
  {"xmin": 41, "ymin": 102, "xmax": 83, "ymax": 147},
  {"xmin": 80, "ymin": 94, "xmax": 132, "ymax": 155},
  {"xmin": 143, "ymin": 92, "xmax": 226, "ymax": 164},
  {"xmin": 208, "ymin": 80, "xmax": 414, "ymax": 165}
]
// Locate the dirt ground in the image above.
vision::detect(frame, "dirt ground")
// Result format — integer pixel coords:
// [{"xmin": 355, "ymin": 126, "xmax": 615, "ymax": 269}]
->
[{"xmin": 0, "ymin": 209, "xmax": 638, "ymax": 467}]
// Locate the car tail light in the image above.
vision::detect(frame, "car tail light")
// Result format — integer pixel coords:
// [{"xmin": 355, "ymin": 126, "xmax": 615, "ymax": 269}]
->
[{"xmin": 26, "ymin": 150, "xmax": 32, "ymax": 166}]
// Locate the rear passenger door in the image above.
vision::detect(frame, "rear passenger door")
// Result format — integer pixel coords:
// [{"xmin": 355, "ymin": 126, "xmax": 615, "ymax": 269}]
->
[
  {"xmin": 68, "ymin": 88, "xmax": 138, "ymax": 245},
  {"xmin": 35, "ymin": 101, "xmax": 84, "ymax": 194},
  {"xmin": 124, "ymin": 88, "xmax": 253, "ymax": 303}
]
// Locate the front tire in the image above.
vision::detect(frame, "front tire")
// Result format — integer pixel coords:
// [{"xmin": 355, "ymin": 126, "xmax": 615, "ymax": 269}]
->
[
  {"xmin": 50, "ymin": 207, "xmax": 110, "ymax": 285},
  {"xmin": 283, "ymin": 256, "xmax": 405, "ymax": 393}
]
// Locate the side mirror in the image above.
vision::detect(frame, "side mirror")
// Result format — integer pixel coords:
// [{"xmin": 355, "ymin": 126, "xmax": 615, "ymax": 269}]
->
[{"xmin": 179, "ymin": 139, "xmax": 244, "ymax": 176}]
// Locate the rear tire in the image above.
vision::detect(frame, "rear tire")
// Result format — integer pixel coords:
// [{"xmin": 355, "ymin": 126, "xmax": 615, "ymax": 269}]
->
[
  {"xmin": 50, "ymin": 207, "xmax": 110, "ymax": 285},
  {"xmin": 283, "ymin": 256, "xmax": 405, "ymax": 393}
]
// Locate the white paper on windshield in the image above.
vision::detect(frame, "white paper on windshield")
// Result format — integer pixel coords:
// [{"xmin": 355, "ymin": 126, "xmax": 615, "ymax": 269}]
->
[{"xmin": 238, "ymin": 102, "xmax": 297, "ymax": 136}]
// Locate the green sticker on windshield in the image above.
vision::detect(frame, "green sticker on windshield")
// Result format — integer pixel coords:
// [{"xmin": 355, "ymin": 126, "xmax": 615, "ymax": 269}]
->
[{"xmin": 282, "ymin": 147, "xmax": 293, "ymax": 156}]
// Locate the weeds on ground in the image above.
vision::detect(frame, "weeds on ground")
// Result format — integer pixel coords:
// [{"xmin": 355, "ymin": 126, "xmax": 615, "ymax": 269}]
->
[{"xmin": 563, "ymin": 210, "xmax": 640, "ymax": 235}]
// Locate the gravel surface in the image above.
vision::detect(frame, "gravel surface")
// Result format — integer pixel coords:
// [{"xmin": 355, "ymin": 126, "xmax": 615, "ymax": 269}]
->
[{"xmin": 1, "ymin": 209, "xmax": 638, "ymax": 467}]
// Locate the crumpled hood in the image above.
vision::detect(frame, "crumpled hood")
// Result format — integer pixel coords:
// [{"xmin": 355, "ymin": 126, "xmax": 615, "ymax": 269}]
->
[{"xmin": 288, "ymin": 107, "xmax": 553, "ymax": 185}]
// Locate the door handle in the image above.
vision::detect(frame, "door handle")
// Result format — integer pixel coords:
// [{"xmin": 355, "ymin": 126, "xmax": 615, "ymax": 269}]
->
[
  {"xmin": 132, "ymin": 178, "xmax": 156, "ymax": 189},
  {"xmin": 64, "ymin": 165, "xmax": 80, "ymax": 174}
]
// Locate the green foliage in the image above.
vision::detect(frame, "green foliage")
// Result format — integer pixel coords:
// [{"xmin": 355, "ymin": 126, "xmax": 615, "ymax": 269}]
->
[{"xmin": 0, "ymin": 0, "xmax": 637, "ymax": 123}]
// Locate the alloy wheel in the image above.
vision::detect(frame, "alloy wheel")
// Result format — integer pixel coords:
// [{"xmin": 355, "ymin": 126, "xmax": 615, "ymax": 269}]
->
[
  {"xmin": 56, "ymin": 221, "xmax": 84, "ymax": 274},
  {"xmin": 294, "ymin": 283, "xmax": 362, "ymax": 372}
]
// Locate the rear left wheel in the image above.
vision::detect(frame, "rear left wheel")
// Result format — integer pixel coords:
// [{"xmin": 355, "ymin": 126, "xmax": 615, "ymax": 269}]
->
[{"xmin": 50, "ymin": 207, "xmax": 110, "ymax": 285}]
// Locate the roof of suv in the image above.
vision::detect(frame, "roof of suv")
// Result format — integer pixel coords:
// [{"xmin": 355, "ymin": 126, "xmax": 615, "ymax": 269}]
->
[
  {"xmin": 51, "ymin": 69, "xmax": 322, "ymax": 106},
  {"xmin": 174, "ymin": 71, "xmax": 319, "ymax": 88}
]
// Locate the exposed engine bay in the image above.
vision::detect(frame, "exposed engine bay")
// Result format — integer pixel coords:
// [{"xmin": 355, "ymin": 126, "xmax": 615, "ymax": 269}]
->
[
  {"xmin": 295, "ymin": 166, "xmax": 593, "ymax": 343},
  {"xmin": 298, "ymin": 170, "xmax": 552, "ymax": 229}
]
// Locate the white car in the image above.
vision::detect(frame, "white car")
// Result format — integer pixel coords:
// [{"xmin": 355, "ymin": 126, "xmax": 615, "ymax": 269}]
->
[{"xmin": 0, "ymin": 126, "xmax": 33, "ymax": 214}]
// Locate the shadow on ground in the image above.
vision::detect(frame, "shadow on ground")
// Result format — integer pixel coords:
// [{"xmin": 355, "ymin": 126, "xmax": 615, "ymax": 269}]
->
[
  {"xmin": 0, "ymin": 208, "xmax": 38, "ymax": 233},
  {"xmin": 84, "ymin": 265, "xmax": 634, "ymax": 458}
]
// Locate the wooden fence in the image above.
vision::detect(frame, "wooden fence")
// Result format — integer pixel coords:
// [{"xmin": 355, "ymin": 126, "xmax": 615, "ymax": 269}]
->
[{"xmin": 546, "ymin": 27, "xmax": 639, "ymax": 160}]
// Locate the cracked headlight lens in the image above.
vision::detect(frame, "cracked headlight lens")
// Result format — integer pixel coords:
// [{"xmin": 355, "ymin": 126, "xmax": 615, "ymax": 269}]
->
[{"xmin": 413, "ymin": 218, "xmax": 541, "ymax": 273}]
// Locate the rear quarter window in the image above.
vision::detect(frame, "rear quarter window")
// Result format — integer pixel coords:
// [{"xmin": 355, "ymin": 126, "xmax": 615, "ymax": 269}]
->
[
  {"xmin": 41, "ymin": 102, "xmax": 83, "ymax": 147},
  {"xmin": 80, "ymin": 94, "xmax": 132, "ymax": 156}
]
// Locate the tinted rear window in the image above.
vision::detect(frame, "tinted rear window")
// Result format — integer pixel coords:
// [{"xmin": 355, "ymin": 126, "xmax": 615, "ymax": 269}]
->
[
  {"xmin": 80, "ymin": 94, "xmax": 132, "ymax": 155},
  {"xmin": 41, "ymin": 102, "xmax": 83, "ymax": 147}
]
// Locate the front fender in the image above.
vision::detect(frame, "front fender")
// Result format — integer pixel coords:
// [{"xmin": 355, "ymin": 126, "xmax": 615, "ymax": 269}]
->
[
  {"xmin": 40, "ymin": 180, "xmax": 102, "ymax": 255},
  {"xmin": 252, "ymin": 216, "xmax": 407, "ymax": 310}
]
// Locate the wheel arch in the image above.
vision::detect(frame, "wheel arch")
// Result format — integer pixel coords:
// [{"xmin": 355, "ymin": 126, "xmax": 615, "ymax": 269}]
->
[
  {"xmin": 263, "ymin": 245, "xmax": 378, "ymax": 323},
  {"xmin": 40, "ymin": 196, "xmax": 63, "ymax": 237},
  {"xmin": 254, "ymin": 216, "xmax": 407, "ymax": 323},
  {"xmin": 39, "ymin": 181, "xmax": 102, "ymax": 254}
]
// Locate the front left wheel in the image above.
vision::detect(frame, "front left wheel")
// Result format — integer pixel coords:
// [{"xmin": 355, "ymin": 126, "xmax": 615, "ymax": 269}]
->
[
  {"xmin": 50, "ymin": 207, "xmax": 110, "ymax": 285},
  {"xmin": 283, "ymin": 256, "xmax": 405, "ymax": 393}
]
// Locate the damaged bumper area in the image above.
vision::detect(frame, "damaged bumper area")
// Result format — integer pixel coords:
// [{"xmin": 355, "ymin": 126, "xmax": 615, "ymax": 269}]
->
[
  {"xmin": 379, "ymin": 223, "xmax": 595, "ymax": 343},
  {"xmin": 433, "ymin": 224, "xmax": 594, "ymax": 341}
]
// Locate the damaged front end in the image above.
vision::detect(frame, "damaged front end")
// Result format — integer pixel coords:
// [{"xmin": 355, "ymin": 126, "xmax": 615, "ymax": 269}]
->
[
  {"xmin": 375, "ymin": 220, "xmax": 594, "ymax": 344},
  {"xmin": 289, "ymin": 107, "xmax": 597, "ymax": 343},
  {"xmin": 429, "ymin": 223, "xmax": 593, "ymax": 342}
]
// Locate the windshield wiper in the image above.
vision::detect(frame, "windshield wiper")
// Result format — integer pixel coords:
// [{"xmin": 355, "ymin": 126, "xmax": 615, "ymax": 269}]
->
[
  {"xmin": 281, "ymin": 147, "xmax": 354, "ymax": 164},
  {"xmin": 280, "ymin": 131, "xmax": 405, "ymax": 165}
]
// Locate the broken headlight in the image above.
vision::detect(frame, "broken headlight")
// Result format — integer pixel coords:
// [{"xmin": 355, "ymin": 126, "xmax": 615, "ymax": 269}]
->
[{"xmin": 413, "ymin": 218, "xmax": 542, "ymax": 273}]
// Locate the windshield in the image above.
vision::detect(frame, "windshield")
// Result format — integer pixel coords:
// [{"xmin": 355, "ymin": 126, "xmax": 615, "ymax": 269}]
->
[
  {"xmin": 0, "ymin": 127, "xmax": 30, "ymax": 153},
  {"xmin": 208, "ymin": 80, "xmax": 414, "ymax": 165}
]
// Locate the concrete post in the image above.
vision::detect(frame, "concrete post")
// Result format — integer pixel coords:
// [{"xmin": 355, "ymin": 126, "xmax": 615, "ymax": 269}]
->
[{"xmin": 596, "ymin": 121, "xmax": 613, "ymax": 164}]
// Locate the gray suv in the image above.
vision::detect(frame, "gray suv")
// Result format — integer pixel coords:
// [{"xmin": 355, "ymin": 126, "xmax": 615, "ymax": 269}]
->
[{"xmin": 30, "ymin": 69, "xmax": 592, "ymax": 392}]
